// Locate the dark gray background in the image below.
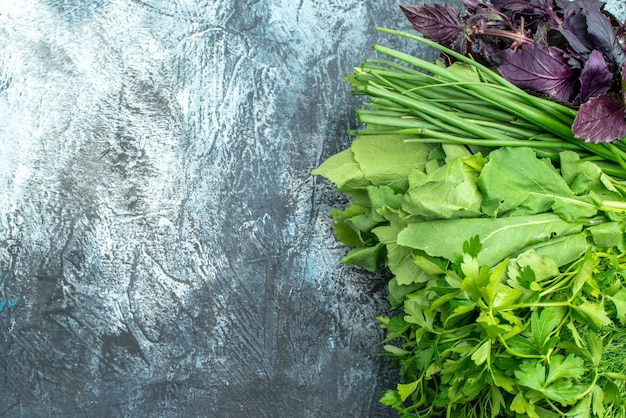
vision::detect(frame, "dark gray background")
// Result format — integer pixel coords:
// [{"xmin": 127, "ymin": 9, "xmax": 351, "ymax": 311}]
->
[{"xmin": 1, "ymin": 1, "xmax": 624, "ymax": 417}]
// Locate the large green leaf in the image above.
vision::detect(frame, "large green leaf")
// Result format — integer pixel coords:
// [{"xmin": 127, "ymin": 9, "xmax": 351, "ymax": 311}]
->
[
  {"xmin": 352, "ymin": 133, "xmax": 434, "ymax": 192},
  {"xmin": 478, "ymin": 147, "xmax": 598, "ymax": 222},
  {"xmin": 396, "ymin": 213, "xmax": 583, "ymax": 266},
  {"xmin": 312, "ymin": 148, "xmax": 370, "ymax": 200},
  {"xmin": 403, "ymin": 154, "xmax": 484, "ymax": 219}
]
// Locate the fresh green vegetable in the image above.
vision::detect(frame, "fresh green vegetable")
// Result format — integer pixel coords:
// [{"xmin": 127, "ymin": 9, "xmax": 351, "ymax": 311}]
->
[
  {"xmin": 346, "ymin": 28, "xmax": 626, "ymax": 178},
  {"xmin": 313, "ymin": 29, "xmax": 626, "ymax": 417}
]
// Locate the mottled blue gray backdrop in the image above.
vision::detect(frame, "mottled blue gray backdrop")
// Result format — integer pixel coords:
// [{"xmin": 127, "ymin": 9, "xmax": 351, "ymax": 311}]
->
[
  {"xmin": 0, "ymin": 1, "xmax": 433, "ymax": 416},
  {"xmin": 2, "ymin": 1, "xmax": 624, "ymax": 417}
]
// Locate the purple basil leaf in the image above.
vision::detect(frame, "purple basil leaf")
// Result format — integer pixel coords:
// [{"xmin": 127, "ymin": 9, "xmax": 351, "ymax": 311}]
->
[
  {"xmin": 497, "ymin": 44, "xmax": 578, "ymax": 102},
  {"xmin": 559, "ymin": 12, "xmax": 593, "ymax": 54},
  {"xmin": 555, "ymin": 0, "xmax": 605, "ymax": 14},
  {"xmin": 461, "ymin": 0, "xmax": 482, "ymax": 13},
  {"xmin": 400, "ymin": 4, "xmax": 463, "ymax": 45},
  {"xmin": 578, "ymin": 49, "xmax": 613, "ymax": 102},
  {"xmin": 474, "ymin": 37, "xmax": 505, "ymax": 63},
  {"xmin": 452, "ymin": 35, "xmax": 469, "ymax": 56},
  {"xmin": 572, "ymin": 93, "xmax": 626, "ymax": 142},
  {"xmin": 490, "ymin": 0, "xmax": 549, "ymax": 13},
  {"xmin": 585, "ymin": 8, "xmax": 626, "ymax": 66}
]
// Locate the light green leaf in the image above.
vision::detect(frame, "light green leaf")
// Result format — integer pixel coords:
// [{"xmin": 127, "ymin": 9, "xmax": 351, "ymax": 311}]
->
[
  {"xmin": 586, "ymin": 331, "xmax": 602, "ymax": 367},
  {"xmin": 531, "ymin": 233, "xmax": 589, "ymax": 268},
  {"xmin": 312, "ymin": 148, "xmax": 370, "ymax": 200},
  {"xmin": 383, "ymin": 344, "xmax": 410, "ymax": 357},
  {"xmin": 352, "ymin": 134, "xmax": 433, "ymax": 191},
  {"xmin": 413, "ymin": 251, "xmax": 448, "ymax": 275},
  {"xmin": 493, "ymin": 369, "xmax": 516, "ymax": 393},
  {"xmin": 379, "ymin": 389, "xmax": 402, "ymax": 406},
  {"xmin": 570, "ymin": 254, "xmax": 594, "ymax": 298},
  {"xmin": 446, "ymin": 61, "xmax": 482, "ymax": 82},
  {"xmin": 332, "ymin": 221, "xmax": 366, "ymax": 248},
  {"xmin": 587, "ymin": 222, "xmax": 624, "ymax": 249},
  {"xmin": 397, "ymin": 380, "xmax": 419, "ymax": 402},
  {"xmin": 546, "ymin": 354, "xmax": 585, "ymax": 384},
  {"xmin": 591, "ymin": 384, "xmax": 605, "ymax": 418},
  {"xmin": 478, "ymin": 147, "xmax": 598, "ymax": 221},
  {"xmin": 514, "ymin": 250, "xmax": 559, "ymax": 282},
  {"xmin": 543, "ymin": 381, "xmax": 585, "ymax": 405},
  {"xmin": 511, "ymin": 393, "xmax": 540, "ymax": 418},
  {"xmin": 493, "ymin": 285, "xmax": 524, "ymax": 309},
  {"xmin": 330, "ymin": 203, "xmax": 370, "ymax": 247},
  {"xmin": 402, "ymin": 154, "xmax": 484, "ymax": 219},
  {"xmin": 560, "ymin": 151, "xmax": 624, "ymax": 201},
  {"xmin": 471, "ymin": 340, "xmax": 491, "ymax": 366},
  {"xmin": 573, "ymin": 301, "xmax": 612, "ymax": 330},
  {"xmin": 515, "ymin": 360, "xmax": 545, "ymax": 391},
  {"xmin": 565, "ymin": 396, "xmax": 592, "ymax": 417},
  {"xmin": 607, "ymin": 288, "xmax": 626, "ymax": 325},
  {"xmin": 489, "ymin": 386, "xmax": 505, "ymax": 418},
  {"xmin": 396, "ymin": 213, "xmax": 583, "ymax": 267},
  {"xmin": 372, "ymin": 224, "xmax": 399, "ymax": 245},
  {"xmin": 386, "ymin": 244, "xmax": 436, "ymax": 285},
  {"xmin": 566, "ymin": 320, "xmax": 584, "ymax": 348},
  {"xmin": 366, "ymin": 185, "xmax": 404, "ymax": 225},
  {"xmin": 481, "ymin": 259, "xmax": 508, "ymax": 306},
  {"xmin": 404, "ymin": 297, "xmax": 435, "ymax": 332},
  {"xmin": 460, "ymin": 254, "xmax": 489, "ymax": 302},
  {"xmin": 476, "ymin": 311, "xmax": 509, "ymax": 338},
  {"xmin": 508, "ymin": 336, "xmax": 541, "ymax": 356},
  {"xmin": 430, "ymin": 290, "xmax": 460, "ymax": 312}
]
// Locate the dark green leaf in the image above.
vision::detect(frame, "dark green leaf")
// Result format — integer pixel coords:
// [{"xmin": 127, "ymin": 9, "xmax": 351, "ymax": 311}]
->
[
  {"xmin": 531, "ymin": 308, "xmax": 565, "ymax": 353},
  {"xmin": 463, "ymin": 235, "xmax": 482, "ymax": 258},
  {"xmin": 508, "ymin": 335, "xmax": 541, "ymax": 356},
  {"xmin": 342, "ymin": 242, "xmax": 385, "ymax": 272},
  {"xmin": 387, "ymin": 278, "xmax": 422, "ymax": 309}
]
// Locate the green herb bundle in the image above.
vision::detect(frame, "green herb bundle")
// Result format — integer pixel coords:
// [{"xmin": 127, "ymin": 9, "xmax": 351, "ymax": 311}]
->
[{"xmin": 313, "ymin": 29, "xmax": 626, "ymax": 417}]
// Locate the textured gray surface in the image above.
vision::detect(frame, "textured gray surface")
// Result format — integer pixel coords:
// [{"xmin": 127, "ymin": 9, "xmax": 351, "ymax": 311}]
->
[{"xmin": 0, "ymin": 1, "xmax": 444, "ymax": 417}]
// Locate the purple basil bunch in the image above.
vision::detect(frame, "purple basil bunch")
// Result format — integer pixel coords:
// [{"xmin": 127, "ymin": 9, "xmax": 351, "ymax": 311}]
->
[{"xmin": 401, "ymin": 0, "xmax": 626, "ymax": 143}]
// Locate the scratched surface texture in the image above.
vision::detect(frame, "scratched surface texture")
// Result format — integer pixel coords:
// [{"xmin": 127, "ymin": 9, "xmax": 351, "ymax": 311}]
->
[{"xmin": 0, "ymin": 0, "xmax": 439, "ymax": 416}]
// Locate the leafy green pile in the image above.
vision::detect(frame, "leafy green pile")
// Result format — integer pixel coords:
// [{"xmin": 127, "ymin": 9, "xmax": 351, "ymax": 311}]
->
[{"xmin": 313, "ymin": 30, "xmax": 626, "ymax": 417}]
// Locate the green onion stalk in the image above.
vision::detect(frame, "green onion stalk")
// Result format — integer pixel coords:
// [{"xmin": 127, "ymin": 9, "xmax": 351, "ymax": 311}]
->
[{"xmin": 348, "ymin": 28, "xmax": 626, "ymax": 180}]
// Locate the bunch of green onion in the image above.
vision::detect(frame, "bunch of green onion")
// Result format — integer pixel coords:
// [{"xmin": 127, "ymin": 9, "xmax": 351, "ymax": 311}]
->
[{"xmin": 350, "ymin": 28, "xmax": 626, "ymax": 180}]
